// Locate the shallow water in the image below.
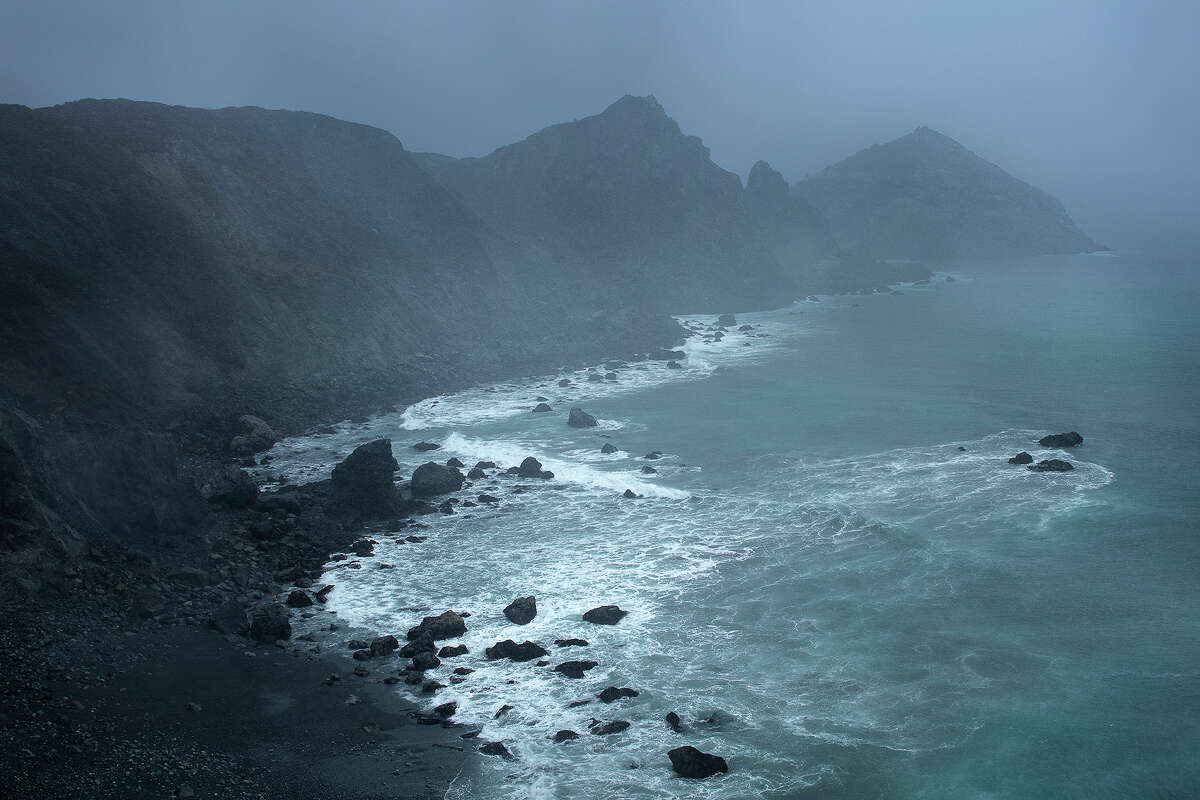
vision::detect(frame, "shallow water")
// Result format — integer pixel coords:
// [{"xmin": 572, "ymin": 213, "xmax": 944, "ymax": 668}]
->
[{"xmin": 259, "ymin": 252, "xmax": 1200, "ymax": 798}]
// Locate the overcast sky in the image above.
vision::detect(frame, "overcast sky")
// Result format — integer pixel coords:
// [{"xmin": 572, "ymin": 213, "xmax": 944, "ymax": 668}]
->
[{"xmin": 2, "ymin": 1, "xmax": 1197, "ymax": 248}]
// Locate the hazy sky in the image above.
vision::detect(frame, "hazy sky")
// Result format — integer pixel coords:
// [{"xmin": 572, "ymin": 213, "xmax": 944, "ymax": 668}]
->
[{"xmin": 3, "ymin": 1, "xmax": 1198, "ymax": 247}]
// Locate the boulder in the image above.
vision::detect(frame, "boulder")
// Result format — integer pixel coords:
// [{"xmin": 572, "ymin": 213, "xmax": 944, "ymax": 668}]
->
[
  {"xmin": 665, "ymin": 711, "xmax": 686, "ymax": 733},
  {"xmin": 285, "ymin": 589, "xmax": 313, "ymax": 608},
  {"xmin": 601, "ymin": 443, "xmax": 618, "ymax": 454},
  {"xmin": 434, "ymin": 701, "xmax": 457, "ymax": 718},
  {"xmin": 370, "ymin": 635, "xmax": 399, "ymax": 657},
  {"xmin": 555, "ymin": 638, "xmax": 589, "ymax": 647},
  {"xmin": 208, "ymin": 600, "xmax": 247, "ymax": 635},
  {"xmin": 478, "ymin": 494, "xmax": 500, "ymax": 504},
  {"xmin": 1008, "ymin": 451, "xmax": 1033, "ymax": 465},
  {"xmin": 197, "ymin": 465, "xmax": 258, "ymax": 508},
  {"xmin": 568, "ymin": 407, "xmax": 598, "ymax": 428},
  {"xmin": 553, "ymin": 730, "xmax": 580, "ymax": 743},
  {"xmin": 412, "ymin": 441, "xmax": 441, "ymax": 451},
  {"xmin": 554, "ymin": 660, "xmax": 598, "ymax": 678},
  {"xmin": 1029, "ymin": 459, "xmax": 1074, "ymax": 472},
  {"xmin": 668, "ymin": 745, "xmax": 729, "ymax": 779},
  {"xmin": 407, "ymin": 610, "xmax": 467, "ymax": 641},
  {"xmin": 604, "ymin": 372, "xmax": 618, "ymax": 380},
  {"xmin": 474, "ymin": 461, "xmax": 497, "ymax": 470},
  {"xmin": 485, "ymin": 639, "xmax": 548, "ymax": 662},
  {"xmin": 438, "ymin": 644, "xmax": 468, "ymax": 658},
  {"xmin": 411, "ymin": 651, "xmax": 441, "ymax": 671},
  {"xmin": 1038, "ymin": 432, "xmax": 1083, "ymax": 448},
  {"xmin": 517, "ymin": 456, "xmax": 553, "ymax": 479},
  {"xmin": 229, "ymin": 414, "xmax": 277, "ymax": 455},
  {"xmin": 641, "ymin": 466, "xmax": 657, "ymax": 474},
  {"xmin": 599, "ymin": 687, "xmax": 639, "ymax": 703},
  {"xmin": 738, "ymin": 324, "xmax": 753, "ymax": 331},
  {"xmin": 583, "ymin": 605, "xmax": 628, "ymax": 625},
  {"xmin": 644, "ymin": 451, "xmax": 663, "ymax": 460},
  {"xmin": 400, "ymin": 636, "xmax": 435, "ymax": 657},
  {"xmin": 446, "ymin": 457, "xmax": 465, "ymax": 468},
  {"xmin": 717, "ymin": 313, "xmax": 737, "ymax": 327},
  {"xmin": 533, "ymin": 403, "xmax": 553, "ymax": 412},
  {"xmin": 330, "ymin": 439, "xmax": 399, "ymax": 512},
  {"xmin": 467, "ymin": 467, "xmax": 487, "ymax": 479},
  {"xmin": 410, "ymin": 462, "xmax": 465, "ymax": 497},
  {"xmin": 351, "ymin": 539, "xmax": 375, "ymax": 557},
  {"xmin": 590, "ymin": 720, "xmax": 630, "ymax": 735},
  {"xmin": 248, "ymin": 604, "xmax": 291, "ymax": 643},
  {"xmin": 587, "ymin": 373, "xmax": 604, "ymax": 383},
  {"xmin": 504, "ymin": 595, "xmax": 537, "ymax": 625},
  {"xmin": 622, "ymin": 489, "xmax": 642, "ymax": 499},
  {"xmin": 479, "ymin": 741, "xmax": 513, "ymax": 759}
]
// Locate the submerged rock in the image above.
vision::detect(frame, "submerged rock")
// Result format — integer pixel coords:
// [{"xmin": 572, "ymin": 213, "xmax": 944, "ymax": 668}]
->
[
  {"xmin": 467, "ymin": 467, "xmax": 487, "ymax": 479},
  {"xmin": 622, "ymin": 489, "xmax": 642, "ymax": 499},
  {"xmin": 583, "ymin": 605, "xmax": 628, "ymax": 625},
  {"xmin": 413, "ymin": 441, "xmax": 441, "ymax": 451},
  {"xmin": 568, "ymin": 407, "xmax": 598, "ymax": 428},
  {"xmin": 599, "ymin": 687, "xmax": 639, "ymax": 703},
  {"xmin": 668, "ymin": 745, "xmax": 729, "ymax": 779},
  {"xmin": 533, "ymin": 403, "xmax": 553, "ymax": 412},
  {"xmin": 601, "ymin": 443, "xmax": 619, "ymax": 454},
  {"xmin": 446, "ymin": 457, "xmax": 465, "ymax": 468},
  {"xmin": 553, "ymin": 729, "xmax": 580, "ymax": 742},
  {"xmin": 554, "ymin": 660, "xmax": 599, "ymax": 678},
  {"xmin": 504, "ymin": 595, "xmax": 538, "ymax": 625},
  {"xmin": 410, "ymin": 462, "xmax": 465, "ymax": 496},
  {"xmin": 1029, "ymin": 459, "xmax": 1074, "ymax": 472},
  {"xmin": 1008, "ymin": 451, "xmax": 1034, "ymax": 465},
  {"xmin": 589, "ymin": 720, "xmax": 630, "ymax": 735},
  {"xmin": 479, "ymin": 741, "xmax": 514, "ymax": 759},
  {"xmin": 1038, "ymin": 431, "xmax": 1083, "ymax": 448},
  {"xmin": 485, "ymin": 639, "xmax": 548, "ymax": 662}
]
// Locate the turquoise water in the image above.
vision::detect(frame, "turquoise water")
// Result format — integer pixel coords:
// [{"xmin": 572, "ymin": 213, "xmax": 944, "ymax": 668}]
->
[{"xmin": 264, "ymin": 253, "xmax": 1200, "ymax": 798}]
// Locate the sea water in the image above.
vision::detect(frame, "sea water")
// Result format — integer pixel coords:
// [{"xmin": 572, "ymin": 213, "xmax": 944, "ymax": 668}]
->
[{"xmin": 258, "ymin": 252, "xmax": 1200, "ymax": 799}]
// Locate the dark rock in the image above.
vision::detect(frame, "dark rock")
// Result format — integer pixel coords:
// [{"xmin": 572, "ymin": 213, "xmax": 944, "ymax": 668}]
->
[
  {"xmin": 558, "ymin": 378, "xmax": 572, "ymax": 387},
  {"xmin": 352, "ymin": 650, "xmax": 371, "ymax": 662},
  {"xmin": 504, "ymin": 466, "xmax": 521, "ymax": 475},
  {"xmin": 554, "ymin": 660, "xmax": 599, "ymax": 678},
  {"xmin": 467, "ymin": 467, "xmax": 487, "ymax": 479},
  {"xmin": 411, "ymin": 651, "xmax": 441, "ymax": 671},
  {"xmin": 453, "ymin": 667, "xmax": 474, "ymax": 675},
  {"xmin": 400, "ymin": 636, "xmax": 435, "ymax": 657},
  {"xmin": 413, "ymin": 441, "xmax": 441, "ymax": 451},
  {"xmin": 411, "ymin": 462, "xmax": 465, "ymax": 497},
  {"xmin": 668, "ymin": 745, "xmax": 729, "ymax": 779},
  {"xmin": 536, "ymin": 659, "xmax": 549, "ymax": 666},
  {"xmin": 533, "ymin": 403, "xmax": 553, "ymax": 412},
  {"xmin": 601, "ymin": 443, "xmax": 618, "ymax": 454},
  {"xmin": 230, "ymin": 414, "xmax": 278, "ymax": 455},
  {"xmin": 517, "ymin": 456, "xmax": 552, "ymax": 479},
  {"xmin": 315, "ymin": 584, "xmax": 335, "ymax": 603},
  {"xmin": 1029, "ymin": 459, "xmax": 1074, "ymax": 472},
  {"xmin": 285, "ymin": 590, "xmax": 313, "ymax": 608},
  {"xmin": 604, "ymin": 372, "xmax": 617, "ymax": 380},
  {"xmin": 650, "ymin": 349, "xmax": 686, "ymax": 361},
  {"xmin": 446, "ymin": 457, "xmax": 465, "ymax": 468},
  {"xmin": 587, "ymin": 373, "xmax": 605, "ymax": 383},
  {"xmin": 434, "ymin": 701, "xmax": 458, "ymax": 717},
  {"xmin": 479, "ymin": 741, "xmax": 513, "ymax": 759},
  {"xmin": 474, "ymin": 461, "xmax": 497, "ymax": 470},
  {"xmin": 208, "ymin": 600, "xmax": 247, "ymax": 635},
  {"xmin": 589, "ymin": 720, "xmax": 630, "ymax": 735},
  {"xmin": 1008, "ymin": 451, "xmax": 1034, "ymax": 465},
  {"xmin": 504, "ymin": 595, "xmax": 538, "ymax": 625},
  {"xmin": 438, "ymin": 500, "xmax": 456, "ymax": 514},
  {"xmin": 493, "ymin": 704, "xmax": 514, "ymax": 719},
  {"xmin": 640, "ymin": 465, "xmax": 657, "ymax": 474},
  {"xmin": 957, "ymin": 446, "xmax": 967, "ymax": 451},
  {"xmin": 439, "ymin": 644, "xmax": 468, "ymax": 657},
  {"xmin": 1038, "ymin": 431, "xmax": 1083, "ymax": 448},
  {"xmin": 197, "ymin": 465, "xmax": 259, "ymax": 508},
  {"xmin": 535, "ymin": 396, "xmax": 550, "ymax": 402},
  {"xmin": 665, "ymin": 711, "xmax": 685, "ymax": 733},
  {"xmin": 407, "ymin": 610, "xmax": 467, "ymax": 641},
  {"xmin": 555, "ymin": 638, "xmax": 589, "ymax": 647},
  {"xmin": 330, "ymin": 439, "xmax": 399, "ymax": 512},
  {"xmin": 738, "ymin": 324, "xmax": 753, "ymax": 331},
  {"xmin": 567, "ymin": 699, "xmax": 592, "ymax": 708},
  {"xmin": 667, "ymin": 360, "xmax": 682, "ymax": 369},
  {"xmin": 644, "ymin": 451, "xmax": 663, "ymax": 460},
  {"xmin": 622, "ymin": 489, "xmax": 642, "ymax": 499},
  {"xmin": 248, "ymin": 604, "xmax": 291, "ymax": 642},
  {"xmin": 568, "ymin": 407, "xmax": 598, "ymax": 428},
  {"xmin": 351, "ymin": 539, "xmax": 375, "ymax": 557},
  {"xmin": 348, "ymin": 639, "xmax": 369, "ymax": 650},
  {"xmin": 370, "ymin": 635, "xmax": 399, "ymax": 657},
  {"xmin": 477, "ymin": 493, "xmax": 500, "ymax": 504},
  {"xmin": 486, "ymin": 639, "xmax": 548, "ymax": 662},
  {"xmin": 553, "ymin": 729, "xmax": 580, "ymax": 742},
  {"xmin": 599, "ymin": 687, "xmax": 639, "ymax": 703},
  {"xmin": 583, "ymin": 605, "xmax": 628, "ymax": 625},
  {"xmin": 421, "ymin": 680, "xmax": 446, "ymax": 694}
]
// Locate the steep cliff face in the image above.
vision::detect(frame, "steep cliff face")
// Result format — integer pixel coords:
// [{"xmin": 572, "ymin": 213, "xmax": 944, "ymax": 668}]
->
[
  {"xmin": 414, "ymin": 95, "xmax": 796, "ymax": 313},
  {"xmin": 794, "ymin": 127, "xmax": 1100, "ymax": 261},
  {"xmin": 0, "ymin": 100, "xmax": 681, "ymax": 571}
]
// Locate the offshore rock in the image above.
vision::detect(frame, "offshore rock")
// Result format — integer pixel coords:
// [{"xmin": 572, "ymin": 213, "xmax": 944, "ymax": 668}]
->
[
  {"xmin": 1029, "ymin": 459, "xmax": 1074, "ymax": 472},
  {"xmin": 583, "ymin": 605, "xmax": 628, "ymax": 624},
  {"xmin": 568, "ymin": 407, "xmax": 598, "ymax": 428},
  {"xmin": 486, "ymin": 639, "xmax": 548, "ymax": 662},
  {"xmin": 1008, "ymin": 451, "xmax": 1034, "ymax": 465},
  {"xmin": 517, "ymin": 457, "xmax": 553, "ymax": 479},
  {"xmin": 504, "ymin": 595, "xmax": 538, "ymax": 625},
  {"xmin": 1038, "ymin": 431, "xmax": 1083, "ymax": 447},
  {"xmin": 668, "ymin": 745, "xmax": 729, "ymax": 779},
  {"xmin": 599, "ymin": 687, "xmax": 639, "ymax": 703},
  {"xmin": 554, "ymin": 660, "xmax": 598, "ymax": 678},
  {"xmin": 330, "ymin": 439, "xmax": 398, "ymax": 512},
  {"xmin": 407, "ymin": 610, "xmax": 467, "ymax": 641},
  {"xmin": 601, "ymin": 443, "xmax": 618, "ymax": 454},
  {"xmin": 533, "ymin": 403, "xmax": 553, "ymax": 412},
  {"xmin": 410, "ymin": 462, "xmax": 465, "ymax": 497}
]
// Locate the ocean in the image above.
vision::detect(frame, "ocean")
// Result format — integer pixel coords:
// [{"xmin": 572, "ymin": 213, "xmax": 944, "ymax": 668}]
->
[{"xmin": 256, "ymin": 252, "xmax": 1200, "ymax": 799}]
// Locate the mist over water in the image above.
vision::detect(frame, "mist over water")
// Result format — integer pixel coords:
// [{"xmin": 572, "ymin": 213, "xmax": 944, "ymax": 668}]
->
[{"xmin": 260, "ymin": 252, "xmax": 1200, "ymax": 798}]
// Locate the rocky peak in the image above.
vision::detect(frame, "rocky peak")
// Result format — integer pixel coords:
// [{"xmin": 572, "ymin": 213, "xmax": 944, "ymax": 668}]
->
[{"xmin": 746, "ymin": 160, "xmax": 789, "ymax": 203}]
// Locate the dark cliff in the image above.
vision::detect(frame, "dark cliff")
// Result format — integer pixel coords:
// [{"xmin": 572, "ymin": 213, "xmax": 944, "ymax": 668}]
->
[
  {"xmin": 414, "ymin": 95, "xmax": 798, "ymax": 313},
  {"xmin": 794, "ymin": 126, "xmax": 1100, "ymax": 261}
]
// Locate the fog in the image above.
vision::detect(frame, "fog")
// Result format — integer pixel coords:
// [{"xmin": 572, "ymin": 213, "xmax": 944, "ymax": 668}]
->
[{"xmin": 3, "ymin": 0, "xmax": 1197, "ymax": 250}]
